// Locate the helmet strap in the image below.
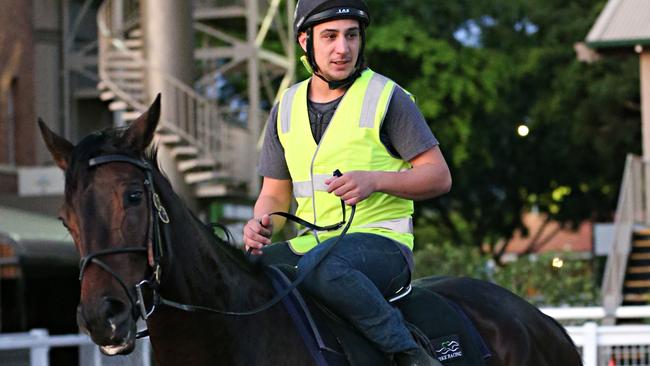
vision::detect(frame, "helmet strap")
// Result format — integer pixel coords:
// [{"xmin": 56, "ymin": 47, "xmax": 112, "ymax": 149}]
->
[{"xmin": 305, "ymin": 26, "xmax": 367, "ymax": 90}]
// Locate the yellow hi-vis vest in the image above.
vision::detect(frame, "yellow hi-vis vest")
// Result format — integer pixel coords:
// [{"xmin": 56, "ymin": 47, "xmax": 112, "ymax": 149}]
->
[{"xmin": 277, "ymin": 69, "xmax": 414, "ymax": 254}]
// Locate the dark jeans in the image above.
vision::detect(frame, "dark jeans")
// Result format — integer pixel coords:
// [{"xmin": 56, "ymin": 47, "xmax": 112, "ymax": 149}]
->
[{"xmin": 256, "ymin": 232, "xmax": 418, "ymax": 353}]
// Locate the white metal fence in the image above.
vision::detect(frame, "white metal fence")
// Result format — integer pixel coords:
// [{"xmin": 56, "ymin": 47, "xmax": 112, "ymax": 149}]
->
[
  {"xmin": 0, "ymin": 329, "xmax": 151, "ymax": 366},
  {"xmin": 541, "ymin": 306, "xmax": 650, "ymax": 366},
  {"xmin": 1, "ymin": 307, "xmax": 649, "ymax": 366}
]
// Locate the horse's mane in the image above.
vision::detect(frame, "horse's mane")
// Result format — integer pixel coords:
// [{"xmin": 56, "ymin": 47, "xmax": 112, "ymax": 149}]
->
[{"xmin": 68, "ymin": 126, "xmax": 256, "ymax": 273}]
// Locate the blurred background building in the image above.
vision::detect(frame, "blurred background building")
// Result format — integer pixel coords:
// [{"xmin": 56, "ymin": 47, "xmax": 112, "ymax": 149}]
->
[{"xmin": 0, "ymin": 0, "xmax": 294, "ymax": 364}]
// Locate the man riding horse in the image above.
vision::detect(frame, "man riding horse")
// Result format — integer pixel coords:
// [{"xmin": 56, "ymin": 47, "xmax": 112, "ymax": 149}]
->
[{"xmin": 243, "ymin": 0, "xmax": 452, "ymax": 364}]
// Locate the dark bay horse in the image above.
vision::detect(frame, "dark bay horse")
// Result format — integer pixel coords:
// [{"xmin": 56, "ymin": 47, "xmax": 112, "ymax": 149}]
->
[{"xmin": 39, "ymin": 96, "xmax": 582, "ymax": 366}]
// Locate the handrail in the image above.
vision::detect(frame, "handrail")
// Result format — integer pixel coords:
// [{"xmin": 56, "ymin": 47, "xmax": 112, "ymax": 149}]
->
[
  {"xmin": 540, "ymin": 305, "xmax": 650, "ymax": 320},
  {"xmin": 0, "ymin": 328, "xmax": 151, "ymax": 366},
  {"xmin": 97, "ymin": 0, "xmax": 235, "ymax": 176},
  {"xmin": 601, "ymin": 154, "xmax": 645, "ymax": 321}
]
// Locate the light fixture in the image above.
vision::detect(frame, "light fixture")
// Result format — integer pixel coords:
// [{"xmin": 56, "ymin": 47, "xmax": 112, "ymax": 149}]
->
[
  {"xmin": 517, "ymin": 124, "xmax": 530, "ymax": 137},
  {"xmin": 552, "ymin": 257, "xmax": 564, "ymax": 268}
]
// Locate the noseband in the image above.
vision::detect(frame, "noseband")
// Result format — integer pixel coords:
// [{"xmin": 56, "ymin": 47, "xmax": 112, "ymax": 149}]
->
[{"xmin": 79, "ymin": 154, "xmax": 169, "ymax": 326}]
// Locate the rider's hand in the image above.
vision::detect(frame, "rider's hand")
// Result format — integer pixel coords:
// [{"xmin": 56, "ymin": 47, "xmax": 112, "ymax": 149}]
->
[
  {"xmin": 325, "ymin": 171, "xmax": 377, "ymax": 206},
  {"xmin": 243, "ymin": 214, "xmax": 273, "ymax": 255}
]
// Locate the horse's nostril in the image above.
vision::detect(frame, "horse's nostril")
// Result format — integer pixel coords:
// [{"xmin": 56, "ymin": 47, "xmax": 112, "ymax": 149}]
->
[{"xmin": 101, "ymin": 297, "xmax": 128, "ymax": 320}]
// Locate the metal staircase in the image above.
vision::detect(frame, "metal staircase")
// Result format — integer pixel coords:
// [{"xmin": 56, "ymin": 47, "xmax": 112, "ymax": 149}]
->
[
  {"xmin": 622, "ymin": 230, "xmax": 650, "ymax": 305},
  {"xmin": 95, "ymin": 0, "xmax": 295, "ymax": 199},
  {"xmin": 602, "ymin": 155, "xmax": 650, "ymax": 322}
]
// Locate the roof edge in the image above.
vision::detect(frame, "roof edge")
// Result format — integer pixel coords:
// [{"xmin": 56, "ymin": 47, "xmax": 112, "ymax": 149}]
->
[
  {"xmin": 586, "ymin": 0, "xmax": 623, "ymax": 43},
  {"xmin": 587, "ymin": 38, "xmax": 650, "ymax": 49}
]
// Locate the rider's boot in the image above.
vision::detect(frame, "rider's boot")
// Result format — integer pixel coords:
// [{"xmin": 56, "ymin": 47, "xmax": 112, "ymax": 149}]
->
[{"xmin": 393, "ymin": 344, "xmax": 443, "ymax": 366}]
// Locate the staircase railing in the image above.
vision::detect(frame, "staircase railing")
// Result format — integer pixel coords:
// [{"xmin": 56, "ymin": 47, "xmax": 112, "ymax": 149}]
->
[
  {"xmin": 602, "ymin": 154, "xmax": 646, "ymax": 321},
  {"xmin": 97, "ymin": 0, "xmax": 235, "ymax": 176}
]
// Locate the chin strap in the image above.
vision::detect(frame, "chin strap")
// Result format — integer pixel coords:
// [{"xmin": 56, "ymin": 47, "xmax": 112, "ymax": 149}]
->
[
  {"xmin": 300, "ymin": 55, "xmax": 361, "ymax": 90},
  {"xmin": 314, "ymin": 67, "xmax": 364, "ymax": 90}
]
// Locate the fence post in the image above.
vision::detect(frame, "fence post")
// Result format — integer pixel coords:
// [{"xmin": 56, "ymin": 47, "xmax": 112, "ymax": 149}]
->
[
  {"xmin": 29, "ymin": 329, "xmax": 49, "ymax": 366},
  {"xmin": 583, "ymin": 322, "xmax": 598, "ymax": 366},
  {"xmin": 141, "ymin": 338, "xmax": 151, "ymax": 366},
  {"xmin": 93, "ymin": 344, "xmax": 103, "ymax": 366}
]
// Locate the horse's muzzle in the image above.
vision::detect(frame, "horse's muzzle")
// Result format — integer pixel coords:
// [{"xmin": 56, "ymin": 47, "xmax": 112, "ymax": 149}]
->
[{"xmin": 77, "ymin": 297, "xmax": 137, "ymax": 355}]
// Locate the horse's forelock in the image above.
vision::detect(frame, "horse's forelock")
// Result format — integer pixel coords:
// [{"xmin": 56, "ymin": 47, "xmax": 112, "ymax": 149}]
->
[{"xmin": 64, "ymin": 127, "xmax": 143, "ymax": 198}]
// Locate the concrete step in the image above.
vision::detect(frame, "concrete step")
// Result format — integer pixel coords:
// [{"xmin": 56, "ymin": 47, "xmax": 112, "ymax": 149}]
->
[
  {"xmin": 194, "ymin": 183, "xmax": 228, "ymax": 198},
  {"xmin": 155, "ymin": 133, "xmax": 182, "ymax": 145},
  {"xmin": 628, "ymin": 266, "xmax": 650, "ymax": 274},
  {"xmin": 109, "ymin": 100, "xmax": 128, "ymax": 111},
  {"xmin": 107, "ymin": 70, "xmax": 145, "ymax": 80},
  {"xmin": 623, "ymin": 293, "xmax": 649, "ymax": 303},
  {"xmin": 99, "ymin": 91, "xmax": 115, "ymax": 101},
  {"xmin": 128, "ymin": 28, "xmax": 143, "ymax": 38},
  {"xmin": 634, "ymin": 239, "xmax": 650, "ymax": 246},
  {"xmin": 105, "ymin": 60, "xmax": 144, "ymax": 69},
  {"xmin": 185, "ymin": 170, "xmax": 228, "ymax": 185},
  {"xmin": 178, "ymin": 158, "xmax": 217, "ymax": 173},
  {"xmin": 624, "ymin": 279, "xmax": 650, "ymax": 288},
  {"xmin": 630, "ymin": 253, "xmax": 650, "ymax": 260},
  {"xmin": 121, "ymin": 111, "xmax": 142, "ymax": 121},
  {"xmin": 124, "ymin": 38, "xmax": 143, "ymax": 49},
  {"xmin": 170, "ymin": 146, "xmax": 199, "ymax": 159}
]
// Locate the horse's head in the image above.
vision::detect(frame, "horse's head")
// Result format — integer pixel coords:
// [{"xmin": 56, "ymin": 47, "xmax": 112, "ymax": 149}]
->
[{"xmin": 39, "ymin": 96, "xmax": 161, "ymax": 355}]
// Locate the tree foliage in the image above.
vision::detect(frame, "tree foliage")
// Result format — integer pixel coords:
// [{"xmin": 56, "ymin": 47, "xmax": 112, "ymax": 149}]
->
[
  {"xmin": 365, "ymin": 0, "xmax": 641, "ymax": 261},
  {"xmin": 413, "ymin": 240, "xmax": 599, "ymax": 306}
]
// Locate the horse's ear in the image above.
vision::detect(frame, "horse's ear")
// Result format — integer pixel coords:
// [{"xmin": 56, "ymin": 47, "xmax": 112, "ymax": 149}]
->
[
  {"xmin": 124, "ymin": 94, "xmax": 161, "ymax": 152},
  {"xmin": 38, "ymin": 118, "xmax": 73, "ymax": 171}
]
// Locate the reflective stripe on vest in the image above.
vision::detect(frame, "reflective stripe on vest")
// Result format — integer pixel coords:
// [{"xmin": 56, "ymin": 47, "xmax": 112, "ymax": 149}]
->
[
  {"xmin": 294, "ymin": 175, "xmax": 413, "ymax": 234},
  {"xmin": 278, "ymin": 69, "xmax": 414, "ymax": 254}
]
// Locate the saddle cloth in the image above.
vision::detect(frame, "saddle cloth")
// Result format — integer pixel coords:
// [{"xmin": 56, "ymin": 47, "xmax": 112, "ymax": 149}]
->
[{"xmin": 265, "ymin": 265, "xmax": 491, "ymax": 366}]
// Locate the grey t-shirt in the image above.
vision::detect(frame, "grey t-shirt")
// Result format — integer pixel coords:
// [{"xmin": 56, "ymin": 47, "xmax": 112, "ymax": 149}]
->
[{"xmin": 258, "ymin": 86, "xmax": 438, "ymax": 180}]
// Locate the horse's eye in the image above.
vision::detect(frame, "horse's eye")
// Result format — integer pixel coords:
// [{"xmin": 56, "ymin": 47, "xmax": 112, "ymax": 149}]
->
[{"xmin": 127, "ymin": 191, "xmax": 144, "ymax": 204}]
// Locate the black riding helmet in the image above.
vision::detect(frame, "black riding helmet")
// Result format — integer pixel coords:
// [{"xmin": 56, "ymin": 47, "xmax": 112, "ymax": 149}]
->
[{"xmin": 294, "ymin": 0, "xmax": 370, "ymax": 89}]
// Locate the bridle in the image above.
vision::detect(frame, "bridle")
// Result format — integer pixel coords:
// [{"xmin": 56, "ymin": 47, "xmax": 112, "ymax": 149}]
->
[
  {"xmin": 77, "ymin": 154, "xmax": 355, "ymax": 339},
  {"xmin": 78, "ymin": 154, "xmax": 169, "ymax": 327}
]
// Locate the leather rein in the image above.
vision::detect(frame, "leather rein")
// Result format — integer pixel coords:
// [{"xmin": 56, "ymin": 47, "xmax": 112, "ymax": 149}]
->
[{"xmin": 77, "ymin": 154, "xmax": 354, "ymax": 339}]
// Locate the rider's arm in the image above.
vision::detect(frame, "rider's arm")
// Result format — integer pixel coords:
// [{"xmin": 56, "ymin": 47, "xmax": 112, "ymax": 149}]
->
[
  {"xmin": 325, "ymin": 146, "xmax": 451, "ymax": 205},
  {"xmin": 243, "ymin": 177, "xmax": 292, "ymax": 254},
  {"xmin": 254, "ymin": 177, "xmax": 293, "ymax": 232},
  {"xmin": 374, "ymin": 145, "xmax": 451, "ymax": 200}
]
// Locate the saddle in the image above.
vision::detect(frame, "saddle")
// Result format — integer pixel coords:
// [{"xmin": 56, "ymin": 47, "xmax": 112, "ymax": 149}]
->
[{"xmin": 265, "ymin": 265, "xmax": 491, "ymax": 366}]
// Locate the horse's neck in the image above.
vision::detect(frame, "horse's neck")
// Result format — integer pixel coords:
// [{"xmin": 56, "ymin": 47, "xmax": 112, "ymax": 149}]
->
[
  {"xmin": 146, "ymin": 176, "xmax": 313, "ymax": 366},
  {"xmin": 155, "ymin": 177, "xmax": 272, "ymax": 308}
]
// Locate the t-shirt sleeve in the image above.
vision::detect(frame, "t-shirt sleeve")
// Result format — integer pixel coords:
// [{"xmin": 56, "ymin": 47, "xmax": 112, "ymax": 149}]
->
[
  {"xmin": 257, "ymin": 104, "xmax": 291, "ymax": 180},
  {"xmin": 382, "ymin": 87, "xmax": 439, "ymax": 162}
]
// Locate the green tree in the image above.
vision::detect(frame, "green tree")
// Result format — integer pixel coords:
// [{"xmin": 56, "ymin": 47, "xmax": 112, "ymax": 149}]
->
[{"xmin": 365, "ymin": 0, "xmax": 641, "ymax": 262}]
